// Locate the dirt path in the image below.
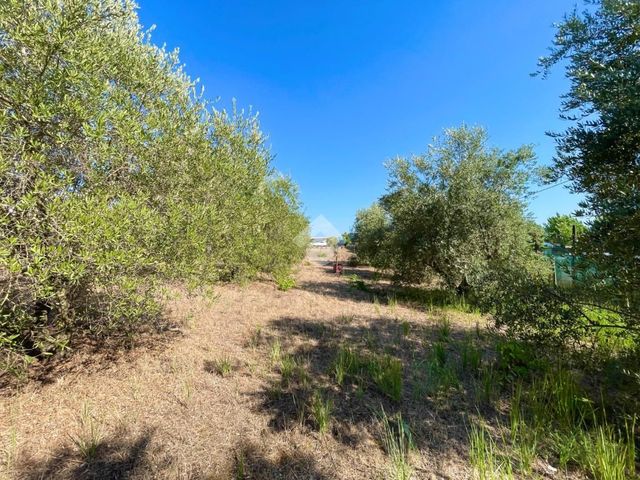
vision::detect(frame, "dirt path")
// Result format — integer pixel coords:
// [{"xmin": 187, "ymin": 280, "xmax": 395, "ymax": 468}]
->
[{"xmin": 1, "ymin": 251, "xmax": 482, "ymax": 479}]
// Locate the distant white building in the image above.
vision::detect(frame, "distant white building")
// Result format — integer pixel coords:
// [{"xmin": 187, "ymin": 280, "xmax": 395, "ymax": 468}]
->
[{"xmin": 310, "ymin": 237, "xmax": 329, "ymax": 247}]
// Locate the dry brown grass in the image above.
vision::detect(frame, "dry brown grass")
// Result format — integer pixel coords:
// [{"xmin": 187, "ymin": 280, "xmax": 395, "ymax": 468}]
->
[{"xmin": 0, "ymin": 249, "xmax": 488, "ymax": 479}]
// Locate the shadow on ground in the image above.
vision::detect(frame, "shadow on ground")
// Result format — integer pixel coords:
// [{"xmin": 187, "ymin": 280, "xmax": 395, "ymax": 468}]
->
[
  {"xmin": 252, "ymin": 312, "xmax": 502, "ymax": 463},
  {"xmin": 297, "ymin": 265, "xmax": 479, "ymax": 317},
  {"xmin": 18, "ymin": 428, "xmax": 157, "ymax": 480},
  {"xmin": 1, "ymin": 325, "xmax": 182, "ymax": 394},
  {"xmin": 231, "ymin": 441, "xmax": 334, "ymax": 480}
]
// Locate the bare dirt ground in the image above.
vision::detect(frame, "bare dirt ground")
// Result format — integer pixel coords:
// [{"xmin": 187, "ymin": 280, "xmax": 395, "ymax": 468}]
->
[{"xmin": 0, "ymin": 248, "xmax": 487, "ymax": 479}]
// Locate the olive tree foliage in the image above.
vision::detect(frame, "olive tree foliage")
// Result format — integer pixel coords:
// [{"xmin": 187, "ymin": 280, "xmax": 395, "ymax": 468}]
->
[
  {"xmin": 534, "ymin": 0, "xmax": 640, "ymax": 336},
  {"xmin": 351, "ymin": 203, "xmax": 389, "ymax": 267},
  {"xmin": 0, "ymin": 0, "xmax": 307, "ymax": 360},
  {"xmin": 354, "ymin": 126, "xmax": 549, "ymax": 291},
  {"xmin": 539, "ymin": 1, "xmax": 640, "ymax": 310}
]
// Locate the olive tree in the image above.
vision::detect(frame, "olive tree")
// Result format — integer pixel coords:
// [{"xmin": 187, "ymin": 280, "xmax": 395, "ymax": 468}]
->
[
  {"xmin": 536, "ymin": 0, "xmax": 640, "ymax": 336},
  {"xmin": 371, "ymin": 126, "xmax": 546, "ymax": 289},
  {"xmin": 0, "ymin": 0, "xmax": 306, "ymax": 363}
]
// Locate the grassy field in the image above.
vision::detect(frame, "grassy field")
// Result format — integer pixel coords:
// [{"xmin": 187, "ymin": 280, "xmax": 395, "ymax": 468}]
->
[{"xmin": 0, "ymin": 249, "xmax": 634, "ymax": 479}]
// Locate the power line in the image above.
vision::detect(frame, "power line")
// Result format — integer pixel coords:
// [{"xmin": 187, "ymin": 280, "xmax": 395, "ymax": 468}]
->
[{"xmin": 530, "ymin": 179, "xmax": 572, "ymax": 195}]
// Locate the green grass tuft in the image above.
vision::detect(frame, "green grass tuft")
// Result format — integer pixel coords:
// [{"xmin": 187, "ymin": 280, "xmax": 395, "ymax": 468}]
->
[
  {"xmin": 468, "ymin": 423, "xmax": 513, "ymax": 480},
  {"xmin": 309, "ymin": 390, "xmax": 333, "ymax": 434},
  {"xmin": 270, "ymin": 339, "xmax": 281, "ymax": 365},
  {"xmin": 332, "ymin": 346, "xmax": 403, "ymax": 401},
  {"xmin": 380, "ymin": 409, "xmax": 414, "ymax": 480},
  {"xmin": 70, "ymin": 402, "xmax": 103, "ymax": 462},
  {"xmin": 213, "ymin": 357, "xmax": 232, "ymax": 377}
]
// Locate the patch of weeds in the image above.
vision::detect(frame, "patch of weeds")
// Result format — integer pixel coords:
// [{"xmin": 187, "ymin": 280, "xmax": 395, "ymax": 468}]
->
[
  {"xmin": 411, "ymin": 380, "xmax": 428, "ymax": 402},
  {"xmin": 400, "ymin": 320, "xmax": 410, "ymax": 338},
  {"xmin": 279, "ymin": 355, "xmax": 297, "ymax": 386},
  {"xmin": 425, "ymin": 358, "xmax": 459, "ymax": 396},
  {"xmin": 212, "ymin": 357, "xmax": 232, "ymax": 377},
  {"xmin": 433, "ymin": 342, "xmax": 447, "ymax": 367},
  {"xmin": 333, "ymin": 353, "xmax": 348, "ymax": 386},
  {"xmin": 373, "ymin": 294, "xmax": 381, "ymax": 314},
  {"xmin": 387, "ymin": 293, "xmax": 398, "ymax": 308},
  {"xmin": 338, "ymin": 314, "xmax": 353, "ymax": 325},
  {"xmin": 277, "ymin": 355, "xmax": 309, "ymax": 387},
  {"xmin": 70, "ymin": 402, "xmax": 103, "ymax": 462},
  {"xmin": 309, "ymin": 390, "xmax": 333, "ymax": 434},
  {"xmin": 333, "ymin": 347, "xmax": 362, "ymax": 384},
  {"xmin": 476, "ymin": 364, "xmax": 500, "ymax": 405},
  {"xmin": 365, "ymin": 330, "xmax": 378, "ymax": 349},
  {"xmin": 475, "ymin": 320, "xmax": 484, "ymax": 339},
  {"xmin": 624, "ymin": 416, "xmax": 636, "ymax": 475},
  {"xmin": 267, "ymin": 383, "xmax": 284, "ymax": 402},
  {"xmin": 333, "ymin": 347, "xmax": 403, "ymax": 401},
  {"xmin": 248, "ymin": 326, "xmax": 263, "ymax": 348},
  {"xmin": 548, "ymin": 414, "xmax": 635, "ymax": 479},
  {"xmin": 3, "ymin": 427, "xmax": 17, "ymax": 471},
  {"xmin": 581, "ymin": 424, "xmax": 631, "ymax": 480},
  {"xmin": 295, "ymin": 359, "xmax": 311, "ymax": 388},
  {"xmin": 528, "ymin": 368, "xmax": 591, "ymax": 431},
  {"xmin": 0, "ymin": 353, "xmax": 35, "ymax": 385},
  {"xmin": 495, "ymin": 339, "xmax": 547, "ymax": 380},
  {"xmin": 437, "ymin": 316, "xmax": 451, "ymax": 341},
  {"xmin": 394, "ymin": 286, "xmax": 478, "ymax": 313},
  {"xmin": 235, "ymin": 450, "xmax": 246, "ymax": 479},
  {"xmin": 274, "ymin": 270, "xmax": 296, "ymax": 291},
  {"xmin": 348, "ymin": 274, "xmax": 368, "ymax": 291},
  {"xmin": 296, "ymin": 400, "xmax": 306, "ymax": 428},
  {"xmin": 460, "ymin": 337, "xmax": 482, "ymax": 375},
  {"xmin": 379, "ymin": 409, "xmax": 414, "ymax": 480},
  {"xmin": 468, "ymin": 423, "xmax": 513, "ymax": 480},
  {"xmin": 550, "ymin": 427, "xmax": 583, "ymax": 471},
  {"xmin": 270, "ymin": 339, "xmax": 281, "ymax": 365},
  {"xmin": 514, "ymin": 432, "xmax": 538, "ymax": 478},
  {"xmin": 369, "ymin": 354, "xmax": 403, "ymax": 402}
]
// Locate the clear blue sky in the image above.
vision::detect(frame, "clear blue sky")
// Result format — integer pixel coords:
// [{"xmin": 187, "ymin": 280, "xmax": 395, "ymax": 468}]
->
[{"xmin": 137, "ymin": 0, "xmax": 581, "ymax": 233}]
